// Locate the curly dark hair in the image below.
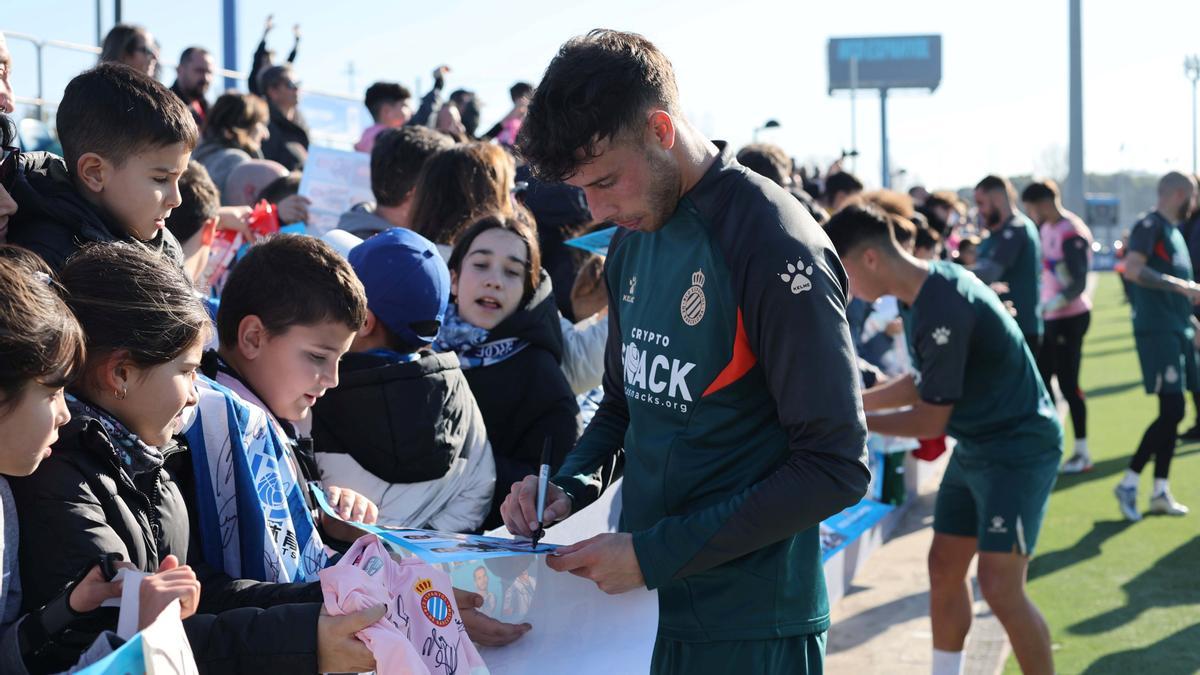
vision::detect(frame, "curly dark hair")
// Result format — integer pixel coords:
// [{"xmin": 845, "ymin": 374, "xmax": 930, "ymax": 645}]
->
[{"xmin": 516, "ymin": 29, "xmax": 679, "ymax": 182}]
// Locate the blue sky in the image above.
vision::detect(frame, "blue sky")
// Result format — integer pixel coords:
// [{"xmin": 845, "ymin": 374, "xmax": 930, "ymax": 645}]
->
[{"xmin": 3, "ymin": 0, "xmax": 1199, "ymax": 191}]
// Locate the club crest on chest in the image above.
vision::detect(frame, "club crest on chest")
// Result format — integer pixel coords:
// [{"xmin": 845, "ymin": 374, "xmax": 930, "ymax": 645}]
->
[{"xmin": 681, "ymin": 268, "xmax": 707, "ymax": 326}]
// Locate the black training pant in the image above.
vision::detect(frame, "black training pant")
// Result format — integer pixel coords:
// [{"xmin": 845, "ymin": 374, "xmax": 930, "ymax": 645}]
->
[
  {"xmin": 1130, "ymin": 392, "xmax": 1185, "ymax": 479},
  {"xmin": 1037, "ymin": 311, "xmax": 1091, "ymax": 440}
]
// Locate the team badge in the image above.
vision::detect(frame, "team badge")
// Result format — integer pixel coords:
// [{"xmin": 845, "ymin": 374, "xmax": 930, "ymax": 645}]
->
[
  {"xmin": 988, "ymin": 516, "xmax": 1007, "ymax": 533},
  {"xmin": 932, "ymin": 326, "xmax": 951, "ymax": 346},
  {"xmin": 680, "ymin": 269, "xmax": 707, "ymax": 326},
  {"xmin": 780, "ymin": 258, "xmax": 814, "ymax": 294},
  {"xmin": 414, "ymin": 578, "xmax": 453, "ymax": 628}
]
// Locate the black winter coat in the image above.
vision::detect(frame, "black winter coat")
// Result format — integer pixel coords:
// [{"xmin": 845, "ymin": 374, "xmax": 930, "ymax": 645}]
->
[
  {"xmin": 312, "ymin": 350, "xmax": 476, "ymax": 483},
  {"xmin": 261, "ymin": 104, "xmax": 309, "ymax": 172},
  {"xmin": 7, "ymin": 412, "xmax": 322, "ymax": 674},
  {"xmin": 457, "ymin": 276, "xmax": 581, "ymax": 529},
  {"xmin": 6, "ymin": 152, "xmax": 184, "ymax": 271}
]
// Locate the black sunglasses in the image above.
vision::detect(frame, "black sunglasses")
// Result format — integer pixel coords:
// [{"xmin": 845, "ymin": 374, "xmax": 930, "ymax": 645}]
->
[{"xmin": 0, "ymin": 146, "xmax": 18, "ymax": 192}]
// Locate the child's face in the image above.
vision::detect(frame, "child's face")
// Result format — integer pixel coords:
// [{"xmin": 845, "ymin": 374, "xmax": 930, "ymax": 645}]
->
[
  {"xmin": 241, "ymin": 320, "xmax": 356, "ymax": 422},
  {"xmin": 0, "ymin": 381, "xmax": 70, "ymax": 476},
  {"xmin": 451, "ymin": 228, "xmax": 528, "ymax": 331},
  {"xmin": 95, "ymin": 142, "xmax": 191, "ymax": 242},
  {"xmin": 110, "ymin": 339, "xmax": 203, "ymax": 447}
]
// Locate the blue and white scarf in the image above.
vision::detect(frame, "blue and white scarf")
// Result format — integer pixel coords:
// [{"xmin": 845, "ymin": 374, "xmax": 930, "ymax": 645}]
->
[
  {"xmin": 183, "ymin": 376, "xmax": 327, "ymax": 583},
  {"xmin": 432, "ymin": 304, "xmax": 529, "ymax": 369}
]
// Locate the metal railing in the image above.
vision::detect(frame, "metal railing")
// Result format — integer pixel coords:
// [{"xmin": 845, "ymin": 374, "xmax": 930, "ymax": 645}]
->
[{"xmin": 2, "ymin": 29, "xmax": 359, "ymax": 120}]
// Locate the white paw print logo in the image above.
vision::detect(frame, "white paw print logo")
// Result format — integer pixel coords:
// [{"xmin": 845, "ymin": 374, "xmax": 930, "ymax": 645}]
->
[
  {"xmin": 780, "ymin": 258, "xmax": 814, "ymax": 294},
  {"xmin": 932, "ymin": 326, "xmax": 951, "ymax": 346}
]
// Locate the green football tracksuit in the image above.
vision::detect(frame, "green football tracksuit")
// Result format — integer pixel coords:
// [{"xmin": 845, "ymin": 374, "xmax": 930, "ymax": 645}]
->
[
  {"xmin": 975, "ymin": 213, "xmax": 1044, "ymax": 342},
  {"xmin": 552, "ymin": 150, "xmax": 870, "ymax": 674},
  {"xmin": 1126, "ymin": 211, "xmax": 1199, "ymax": 394},
  {"xmin": 900, "ymin": 261, "xmax": 1062, "ymax": 555}
]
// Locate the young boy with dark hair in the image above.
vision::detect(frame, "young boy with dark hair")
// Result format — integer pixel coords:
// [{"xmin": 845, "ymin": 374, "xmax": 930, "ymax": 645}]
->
[
  {"xmin": 826, "ymin": 202, "xmax": 1060, "ymax": 675},
  {"xmin": 311, "ymin": 227, "xmax": 496, "ymax": 532},
  {"xmin": 9, "ymin": 63, "xmax": 198, "ymax": 270},
  {"xmin": 164, "ymin": 160, "xmax": 220, "ymax": 286},
  {"xmin": 355, "ymin": 81, "xmax": 414, "ymax": 154},
  {"xmin": 210, "ymin": 233, "xmax": 378, "ymax": 541},
  {"xmin": 338, "ymin": 126, "xmax": 453, "ymax": 239}
]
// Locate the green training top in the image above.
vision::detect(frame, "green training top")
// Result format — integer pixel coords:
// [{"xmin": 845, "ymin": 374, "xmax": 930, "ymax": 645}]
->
[
  {"xmin": 1126, "ymin": 211, "xmax": 1194, "ymax": 336},
  {"xmin": 975, "ymin": 213, "xmax": 1043, "ymax": 338},
  {"xmin": 553, "ymin": 150, "xmax": 870, "ymax": 642},
  {"xmin": 900, "ymin": 260, "xmax": 1062, "ymax": 462}
]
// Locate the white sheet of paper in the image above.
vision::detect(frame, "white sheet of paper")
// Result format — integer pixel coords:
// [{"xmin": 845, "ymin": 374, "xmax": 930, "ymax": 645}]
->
[
  {"xmin": 140, "ymin": 599, "xmax": 199, "ymax": 675},
  {"xmin": 297, "ymin": 146, "xmax": 373, "ymax": 236},
  {"xmin": 100, "ymin": 568, "xmax": 147, "ymax": 639},
  {"xmin": 475, "ymin": 479, "xmax": 659, "ymax": 674}
]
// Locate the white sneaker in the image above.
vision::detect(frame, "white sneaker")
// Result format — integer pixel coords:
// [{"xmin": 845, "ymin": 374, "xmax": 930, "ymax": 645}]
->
[
  {"xmin": 1149, "ymin": 490, "xmax": 1190, "ymax": 516},
  {"xmin": 1114, "ymin": 484, "xmax": 1142, "ymax": 521},
  {"xmin": 1059, "ymin": 453, "xmax": 1094, "ymax": 474}
]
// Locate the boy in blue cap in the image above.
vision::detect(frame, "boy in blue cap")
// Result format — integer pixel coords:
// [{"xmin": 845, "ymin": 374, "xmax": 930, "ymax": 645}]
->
[{"xmin": 311, "ymin": 228, "xmax": 497, "ymax": 532}]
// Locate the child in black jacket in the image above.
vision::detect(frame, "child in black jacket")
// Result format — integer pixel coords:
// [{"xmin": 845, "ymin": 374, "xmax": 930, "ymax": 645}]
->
[{"xmin": 434, "ymin": 212, "xmax": 580, "ymax": 529}]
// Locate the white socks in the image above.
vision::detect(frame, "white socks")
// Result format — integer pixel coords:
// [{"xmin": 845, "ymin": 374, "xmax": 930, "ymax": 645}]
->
[
  {"xmin": 932, "ymin": 649, "xmax": 963, "ymax": 675},
  {"xmin": 1073, "ymin": 438, "xmax": 1089, "ymax": 460},
  {"xmin": 1121, "ymin": 472, "xmax": 1168, "ymax": 494}
]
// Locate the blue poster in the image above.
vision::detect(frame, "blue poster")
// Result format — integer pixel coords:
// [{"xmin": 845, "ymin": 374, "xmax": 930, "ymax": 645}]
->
[
  {"xmin": 820, "ymin": 499, "xmax": 895, "ymax": 562},
  {"xmin": 310, "ymin": 483, "xmax": 556, "ymax": 563},
  {"xmin": 74, "ymin": 635, "xmax": 145, "ymax": 675}
]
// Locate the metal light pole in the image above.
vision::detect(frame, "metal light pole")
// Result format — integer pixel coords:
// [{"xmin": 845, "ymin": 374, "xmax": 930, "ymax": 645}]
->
[
  {"xmin": 1064, "ymin": 0, "xmax": 1085, "ymax": 215},
  {"xmin": 221, "ymin": 0, "xmax": 239, "ymax": 91},
  {"xmin": 849, "ymin": 56, "xmax": 859, "ymax": 174},
  {"xmin": 879, "ymin": 88, "xmax": 890, "ymax": 188},
  {"xmin": 1186, "ymin": 55, "xmax": 1199, "ymax": 175}
]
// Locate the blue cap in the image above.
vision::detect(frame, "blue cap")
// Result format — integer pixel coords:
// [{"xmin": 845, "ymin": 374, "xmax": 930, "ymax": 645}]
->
[{"xmin": 348, "ymin": 228, "xmax": 450, "ymax": 349}]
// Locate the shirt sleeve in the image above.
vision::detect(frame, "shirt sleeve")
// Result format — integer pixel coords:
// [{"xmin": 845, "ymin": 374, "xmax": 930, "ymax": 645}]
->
[
  {"xmin": 911, "ymin": 288, "xmax": 975, "ymax": 405},
  {"xmin": 551, "ymin": 244, "xmax": 630, "ymax": 511},
  {"xmin": 630, "ymin": 197, "xmax": 871, "ymax": 588},
  {"xmin": 1127, "ymin": 216, "xmax": 1159, "ymax": 257},
  {"xmin": 1059, "ymin": 235, "xmax": 1090, "ymax": 301}
]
